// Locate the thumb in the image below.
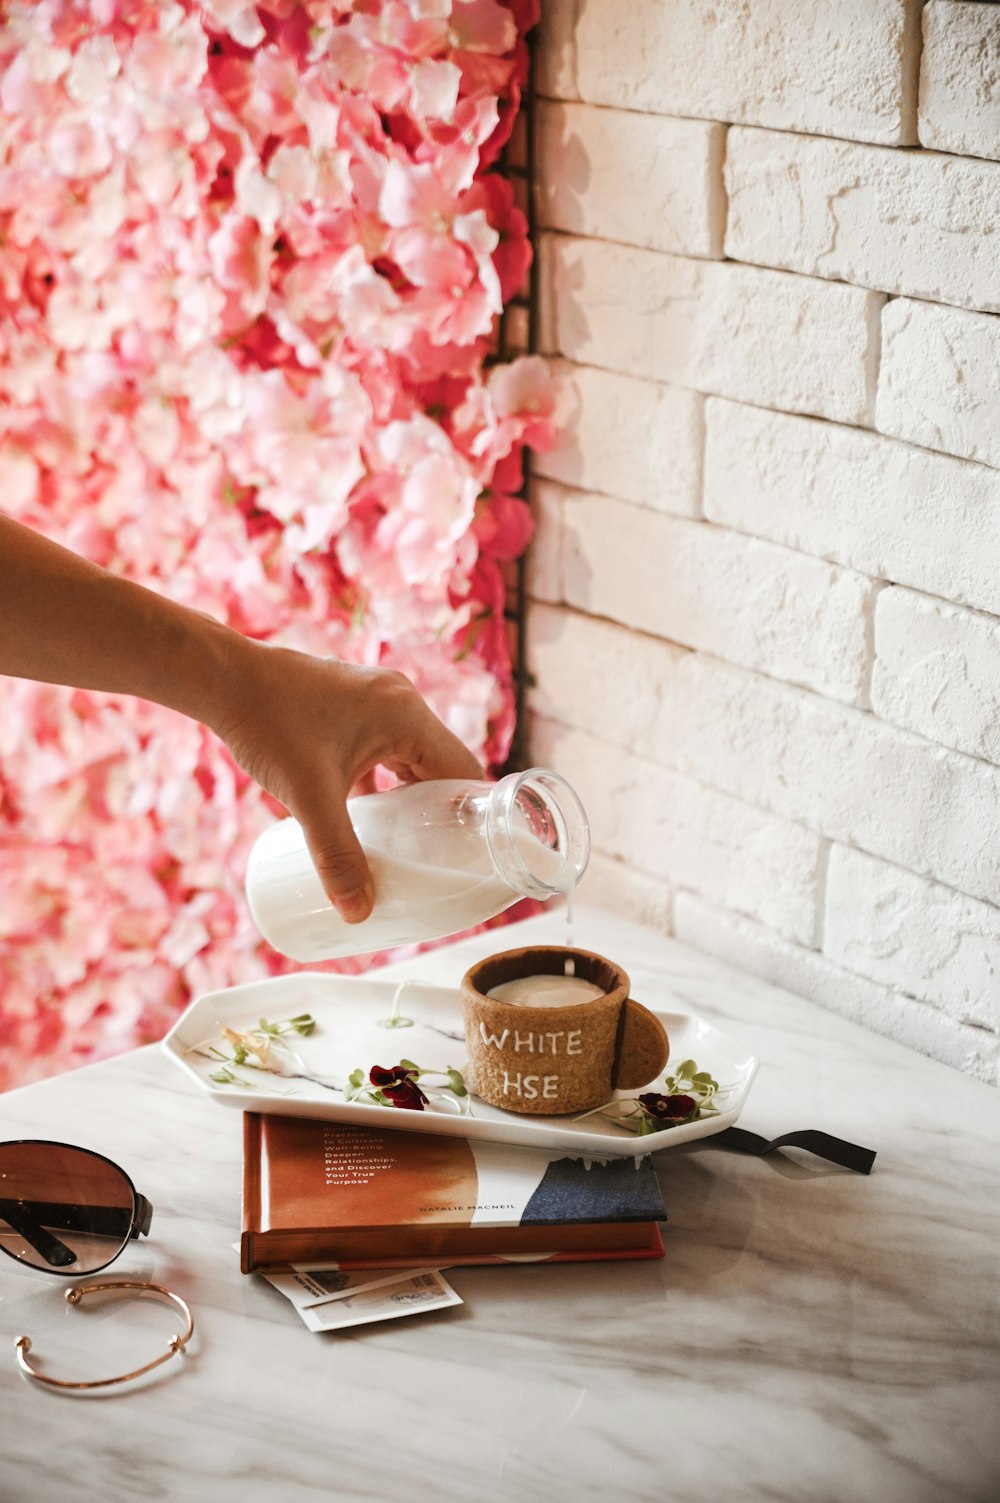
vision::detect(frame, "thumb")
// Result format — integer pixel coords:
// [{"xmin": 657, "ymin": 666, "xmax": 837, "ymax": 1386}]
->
[{"xmin": 298, "ymin": 803, "xmax": 374, "ymax": 925}]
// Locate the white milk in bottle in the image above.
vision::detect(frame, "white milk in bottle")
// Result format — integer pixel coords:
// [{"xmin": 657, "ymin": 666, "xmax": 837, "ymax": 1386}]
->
[{"xmin": 245, "ymin": 768, "xmax": 590, "ymax": 962}]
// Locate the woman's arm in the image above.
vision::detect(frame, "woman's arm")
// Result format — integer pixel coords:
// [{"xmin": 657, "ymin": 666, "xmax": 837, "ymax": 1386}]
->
[{"xmin": 0, "ymin": 512, "xmax": 484, "ymax": 921}]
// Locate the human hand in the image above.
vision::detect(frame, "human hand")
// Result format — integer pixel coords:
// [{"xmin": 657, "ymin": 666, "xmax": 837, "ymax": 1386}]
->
[
  {"xmin": 0, "ymin": 512, "xmax": 484, "ymax": 925},
  {"xmin": 210, "ymin": 641, "xmax": 485, "ymax": 924}
]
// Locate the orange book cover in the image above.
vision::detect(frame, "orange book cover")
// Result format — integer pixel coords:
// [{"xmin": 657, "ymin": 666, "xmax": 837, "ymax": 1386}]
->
[{"xmin": 241, "ymin": 1114, "xmax": 667, "ymax": 1272}]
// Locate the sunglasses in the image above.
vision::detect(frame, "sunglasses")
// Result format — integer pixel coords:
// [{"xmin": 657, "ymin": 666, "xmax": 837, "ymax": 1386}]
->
[{"xmin": 0, "ymin": 1139, "xmax": 153, "ymax": 1277}]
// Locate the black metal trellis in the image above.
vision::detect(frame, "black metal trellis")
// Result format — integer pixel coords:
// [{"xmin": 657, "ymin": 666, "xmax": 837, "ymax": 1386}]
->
[{"xmin": 497, "ymin": 25, "xmax": 539, "ymax": 777}]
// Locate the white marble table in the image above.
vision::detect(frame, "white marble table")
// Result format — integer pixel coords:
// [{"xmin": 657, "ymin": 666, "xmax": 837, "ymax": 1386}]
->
[{"xmin": 2, "ymin": 906, "xmax": 999, "ymax": 1503}]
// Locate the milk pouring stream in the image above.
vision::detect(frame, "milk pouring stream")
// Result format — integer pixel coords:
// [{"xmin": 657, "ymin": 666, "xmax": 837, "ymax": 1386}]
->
[{"xmin": 245, "ymin": 768, "xmax": 590, "ymax": 962}]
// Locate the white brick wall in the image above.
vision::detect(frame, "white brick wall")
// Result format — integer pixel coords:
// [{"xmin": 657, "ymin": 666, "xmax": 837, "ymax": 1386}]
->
[
  {"xmin": 537, "ymin": 102, "xmax": 725, "ymax": 259},
  {"xmin": 535, "ymin": 363, "xmax": 702, "ymax": 516},
  {"xmin": 675, "ymin": 894, "xmax": 1000, "ymax": 1084},
  {"xmin": 703, "ymin": 400, "xmax": 1000, "ymax": 616},
  {"xmin": 543, "ymin": 236, "xmax": 882, "ymax": 426},
  {"xmin": 578, "ymin": 850, "xmax": 674, "ymax": 934},
  {"xmin": 559, "ymin": 491, "xmax": 874, "ymax": 705},
  {"xmin": 872, "ymin": 588, "xmax": 1000, "ymax": 762},
  {"xmin": 823, "ymin": 845, "xmax": 1000, "ymax": 1030},
  {"xmin": 529, "ymin": 606, "xmax": 1000, "ymax": 909},
  {"xmin": 523, "ymin": 479, "xmax": 565, "ymax": 606},
  {"xmin": 572, "ymin": 0, "xmax": 922, "ymax": 147},
  {"xmin": 920, "ymin": 1, "xmax": 1000, "ymax": 161},
  {"xmin": 529, "ymin": 1, "xmax": 1000, "ymax": 1087},
  {"xmin": 876, "ymin": 299, "xmax": 1000, "ymax": 468},
  {"xmin": 725, "ymin": 128, "xmax": 1000, "ymax": 313},
  {"xmin": 533, "ymin": 717, "xmax": 823, "ymax": 946}
]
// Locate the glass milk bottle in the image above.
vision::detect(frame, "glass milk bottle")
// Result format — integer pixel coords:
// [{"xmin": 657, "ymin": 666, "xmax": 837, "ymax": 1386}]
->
[{"xmin": 245, "ymin": 767, "xmax": 590, "ymax": 962}]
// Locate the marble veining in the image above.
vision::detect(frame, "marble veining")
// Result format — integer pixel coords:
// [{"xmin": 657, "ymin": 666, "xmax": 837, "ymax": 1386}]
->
[{"xmin": 1, "ymin": 906, "xmax": 999, "ymax": 1503}]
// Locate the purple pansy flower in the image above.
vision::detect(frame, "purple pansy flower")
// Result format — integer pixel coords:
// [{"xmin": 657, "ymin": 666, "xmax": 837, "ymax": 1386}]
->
[
  {"xmin": 638, "ymin": 1091, "xmax": 700, "ymax": 1126},
  {"xmin": 369, "ymin": 1064, "xmax": 429, "ymax": 1111}
]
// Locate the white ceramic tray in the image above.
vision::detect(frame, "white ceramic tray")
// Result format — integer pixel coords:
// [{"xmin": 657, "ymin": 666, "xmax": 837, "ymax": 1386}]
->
[{"xmin": 161, "ymin": 972, "xmax": 759, "ymax": 1159}]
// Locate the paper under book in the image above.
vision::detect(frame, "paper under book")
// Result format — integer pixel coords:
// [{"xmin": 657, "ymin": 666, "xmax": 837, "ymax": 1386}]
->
[{"xmin": 241, "ymin": 1113, "xmax": 667, "ymax": 1273}]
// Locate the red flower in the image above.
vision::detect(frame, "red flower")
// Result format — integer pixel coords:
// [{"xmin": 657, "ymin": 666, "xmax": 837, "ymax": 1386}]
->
[
  {"xmin": 472, "ymin": 491, "xmax": 533, "ymax": 561},
  {"xmin": 638, "ymin": 1092, "xmax": 699, "ymax": 1124},
  {"xmin": 370, "ymin": 1064, "xmax": 429, "ymax": 1111}
]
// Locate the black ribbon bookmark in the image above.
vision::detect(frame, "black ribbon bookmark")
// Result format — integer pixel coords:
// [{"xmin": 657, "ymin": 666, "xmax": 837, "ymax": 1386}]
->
[{"xmin": 709, "ymin": 1126, "xmax": 877, "ymax": 1175}]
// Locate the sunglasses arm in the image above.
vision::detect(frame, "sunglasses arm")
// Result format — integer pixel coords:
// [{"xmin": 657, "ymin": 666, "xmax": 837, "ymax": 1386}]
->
[
  {"xmin": 0, "ymin": 1199, "xmax": 78, "ymax": 1268},
  {"xmin": 0, "ymin": 1192, "xmax": 153, "ymax": 1269},
  {"xmin": 133, "ymin": 1194, "xmax": 153, "ymax": 1240}
]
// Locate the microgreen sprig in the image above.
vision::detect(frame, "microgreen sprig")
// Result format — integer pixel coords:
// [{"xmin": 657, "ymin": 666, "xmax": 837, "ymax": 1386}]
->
[{"xmin": 195, "ymin": 1013, "xmax": 321, "ymax": 1088}]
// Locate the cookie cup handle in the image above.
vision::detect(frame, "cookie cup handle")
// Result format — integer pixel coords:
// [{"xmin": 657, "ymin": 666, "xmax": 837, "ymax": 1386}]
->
[{"xmin": 613, "ymin": 999, "xmax": 669, "ymax": 1092}]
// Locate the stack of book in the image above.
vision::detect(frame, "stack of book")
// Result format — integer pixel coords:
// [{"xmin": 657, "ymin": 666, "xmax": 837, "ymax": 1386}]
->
[{"xmin": 241, "ymin": 1112, "xmax": 667, "ymax": 1273}]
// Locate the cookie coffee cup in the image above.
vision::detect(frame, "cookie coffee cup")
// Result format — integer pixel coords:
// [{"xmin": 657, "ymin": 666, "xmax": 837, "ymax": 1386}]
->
[{"xmin": 461, "ymin": 945, "xmax": 669, "ymax": 1116}]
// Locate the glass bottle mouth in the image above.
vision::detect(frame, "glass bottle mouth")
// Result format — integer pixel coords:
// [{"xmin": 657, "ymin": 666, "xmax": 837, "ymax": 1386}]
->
[{"xmin": 486, "ymin": 767, "xmax": 590, "ymax": 900}]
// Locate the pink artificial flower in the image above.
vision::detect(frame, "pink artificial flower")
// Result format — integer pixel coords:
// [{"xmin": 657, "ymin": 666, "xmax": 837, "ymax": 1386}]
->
[
  {"xmin": 0, "ymin": 0, "xmax": 554, "ymax": 1091},
  {"xmin": 0, "ymin": 445, "xmax": 41, "ymax": 509},
  {"xmin": 208, "ymin": 213, "xmax": 272, "ymax": 328},
  {"xmin": 488, "ymin": 354, "xmax": 576, "ymax": 451},
  {"xmin": 450, "ymin": 0, "xmax": 518, "ymax": 55},
  {"xmin": 199, "ymin": 0, "xmax": 267, "ymax": 50}
]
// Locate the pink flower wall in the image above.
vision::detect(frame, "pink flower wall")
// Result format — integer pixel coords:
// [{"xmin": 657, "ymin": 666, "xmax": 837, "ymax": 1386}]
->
[{"xmin": 0, "ymin": 0, "xmax": 565, "ymax": 1089}]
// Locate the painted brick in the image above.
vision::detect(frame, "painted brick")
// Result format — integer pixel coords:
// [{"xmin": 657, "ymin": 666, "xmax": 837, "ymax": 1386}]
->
[
  {"xmin": 574, "ymin": 0, "xmax": 920, "ymax": 147},
  {"xmin": 535, "ymin": 231, "xmax": 561, "ymax": 357},
  {"xmin": 674, "ymin": 893, "xmax": 1000, "ymax": 1085},
  {"xmin": 523, "ymin": 479, "xmax": 565, "ymax": 605},
  {"xmin": 704, "ymin": 398, "xmax": 1000, "ymax": 617},
  {"xmin": 872, "ymin": 587, "xmax": 1000, "ymax": 765},
  {"xmin": 532, "ymin": 717, "xmax": 822, "ymax": 946},
  {"xmin": 560, "ymin": 492, "xmax": 873, "ymax": 704},
  {"xmin": 577, "ymin": 850, "xmax": 674, "ymax": 936},
  {"xmin": 502, "ymin": 303, "xmax": 529, "ymax": 356},
  {"xmin": 506, "ymin": 110, "xmax": 528, "ymax": 173},
  {"xmin": 725, "ymin": 127, "xmax": 1000, "ymax": 313},
  {"xmin": 545, "ymin": 234, "xmax": 881, "ymax": 426},
  {"xmin": 525, "ymin": 606, "xmax": 1000, "ymax": 908},
  {"xmin": 526, "ymin": 603, "xmax": 688, "ymax": 757},
  {"xmin": 536, "ymin": 0, "xmax": 580, "ymax": 101},
  {"xmin": 670, "ymin": 656, "xmax": 1000, "ymax": 910},
  {"xmin": 534, "ymin": 362, "xmax": 702, "ymax": 517},
  {"xmin": 537, "ymin": 102, "xmax": 725, "ymax": 259},
  {"xmin": 920, "ymin": 1, "xmax": 1000, "ymax": 161},
  {"xmin": 545, "ymin": 234, "xmax": 699, "ymax": 382},
  {"xmin": 876, "ymin": 298, "xmax": 1000, "ymax": 470},
  {"xmin": 824, "ymin": 845, "xmax": 1000, "ymax": 1031}
]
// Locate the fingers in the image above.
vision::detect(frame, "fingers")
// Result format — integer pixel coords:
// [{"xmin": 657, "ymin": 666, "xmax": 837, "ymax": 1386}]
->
[
  {"xmin": 298, "ymin": 805, "xmax": 375, "ymax": 925},
  {"xmin": 391, "ymin": 701, "xmax": 486, "ymax": 785},
  {"xmin": 302, "ymin": 697, "xmax": 480, "ymax": 926},
  {"xmin": 350, "ymin": 768, "xmax": 379, "ymax": 798},
  {"xmin": 418, "ymin": 736, "xmax": 487, "ymax": 782},
  {"xmin": 211, "ymin": 645, "xmax": 487, "ymax": 932}
]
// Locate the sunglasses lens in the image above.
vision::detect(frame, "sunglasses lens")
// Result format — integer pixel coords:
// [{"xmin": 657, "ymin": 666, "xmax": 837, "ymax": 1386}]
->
[{"xmin": 0, "ymin": 1142, "xmax": 136, "ymax": 1274}]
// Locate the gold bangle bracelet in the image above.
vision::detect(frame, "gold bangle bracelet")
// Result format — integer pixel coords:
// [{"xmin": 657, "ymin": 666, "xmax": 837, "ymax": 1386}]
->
[{"xmin": 14, "ymin": 1279, "xmax": 194, "ymax": 1391}]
